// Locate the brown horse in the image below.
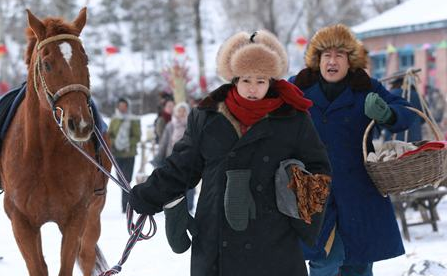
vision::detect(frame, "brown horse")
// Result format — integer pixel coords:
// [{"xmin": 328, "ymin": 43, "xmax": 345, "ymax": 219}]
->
[{"xmin": 0, "ymin": 8, "xmax": 111, "ymax": 276}]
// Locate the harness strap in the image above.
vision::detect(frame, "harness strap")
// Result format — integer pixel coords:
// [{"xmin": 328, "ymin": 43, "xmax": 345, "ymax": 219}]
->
[
  {"xmin": 53, "ymin": 84, "xmax": 90, "ymax": 102},
  {"xmin": 37, "ymin": 34, "xmax": 81, "ymax": 50}
]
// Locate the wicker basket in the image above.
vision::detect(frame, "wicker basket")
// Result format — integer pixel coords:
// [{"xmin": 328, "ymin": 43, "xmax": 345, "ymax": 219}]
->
[{"xmin": 363, "ymin": 106, "xmax": 447, "ymax": 196}]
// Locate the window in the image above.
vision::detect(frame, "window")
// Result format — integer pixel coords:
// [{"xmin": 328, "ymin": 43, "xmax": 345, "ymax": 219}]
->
[
  {"xmin": 399, "ymin": 51, "xmax": 414, "ymax": 71},
  {"xmin": 371, "ymin": 54, "xmax": 387, "ymax": 79}
]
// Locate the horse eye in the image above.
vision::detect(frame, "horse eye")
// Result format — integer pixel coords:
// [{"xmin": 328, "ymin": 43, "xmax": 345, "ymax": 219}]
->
[{"xmin": 44, "ymin": 61, "xmax": 51, "ymax": 72}]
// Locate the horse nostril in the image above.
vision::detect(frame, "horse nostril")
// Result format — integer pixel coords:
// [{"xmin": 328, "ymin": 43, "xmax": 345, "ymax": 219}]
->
[{"xmin": 68, "ymin": 118, "xmax": 76, "ymax": 132}]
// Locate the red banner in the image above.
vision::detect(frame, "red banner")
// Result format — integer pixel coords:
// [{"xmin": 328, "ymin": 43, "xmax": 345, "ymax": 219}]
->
[
  {"xmin": 105, "ymin": 46, "xmax": 119, "ymax": 55},
  {"xmin": 174, "ymin": 44, "xmax": 185, "ymax": 54},
  {"xmin": 0, "ymin": 44, "xmax": 7, "ymax": 56}
]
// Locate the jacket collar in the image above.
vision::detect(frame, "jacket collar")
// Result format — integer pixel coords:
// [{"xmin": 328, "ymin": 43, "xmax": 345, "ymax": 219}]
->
[
  {"xmin": 293, "ymin": 67, "xmax": 371, "ymax": 114},
  {"xmin": 198, "ymin": 83, "xmax": 298, "ymax": 118},
  {"xmin": 293, "ymin": 67, "xmax": 372, "ymax": 92}
]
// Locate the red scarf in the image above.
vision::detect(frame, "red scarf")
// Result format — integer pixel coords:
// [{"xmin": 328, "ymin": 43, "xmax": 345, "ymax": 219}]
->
[{"xmin": 224, "ymin": 79, "xmax": 313, "ymax": 127}]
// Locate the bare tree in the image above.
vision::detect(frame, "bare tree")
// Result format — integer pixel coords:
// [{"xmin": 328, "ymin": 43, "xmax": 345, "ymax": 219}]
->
[
  {"xmin": 191, "ymin": 0, "xmax": 207, "ymax": 94},
  {"xmin": 369, "ymin": 0, "xmax": 405, "ymax": 14}
]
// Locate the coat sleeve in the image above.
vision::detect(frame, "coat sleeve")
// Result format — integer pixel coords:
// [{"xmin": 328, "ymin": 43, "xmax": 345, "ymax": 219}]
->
[
  {"xmin": 290, "ymin": 113, "xmax": 332, "ymax": 247},
  {"xmin": 129, "ymin": 110, "xmax": 204, "ymax": 215},
  {"xmin": 372, "ymin": 79, "xmax": 417, "ymax": 133},
  {"xmin": 156, "ymin": 123, "xmax": 172, "ymax": 159}
]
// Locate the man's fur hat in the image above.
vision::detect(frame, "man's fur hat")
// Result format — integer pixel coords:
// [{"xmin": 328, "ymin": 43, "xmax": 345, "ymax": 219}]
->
[
  {"xmin": 216, "ymin": 30, "xmax": 288, "ymax": 81},
  {"xmin": 305, "ymin": 24, "xmax": 368, "ymax": 71}
]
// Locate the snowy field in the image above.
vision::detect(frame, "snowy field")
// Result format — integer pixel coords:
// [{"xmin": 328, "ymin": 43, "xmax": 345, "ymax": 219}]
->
[{"xmin": 1, "ymin": 114, "xmax": 447, "ymax": 275}]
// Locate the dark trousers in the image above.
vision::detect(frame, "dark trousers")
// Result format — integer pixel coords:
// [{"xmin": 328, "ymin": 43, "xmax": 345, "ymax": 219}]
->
[
  {"xmin": 115, "ymin": 156, "xmax": 135, "ymax": 213},
  {"xmin": 309, "ymin": 230, "xmax": 373, "ymax": 276}
]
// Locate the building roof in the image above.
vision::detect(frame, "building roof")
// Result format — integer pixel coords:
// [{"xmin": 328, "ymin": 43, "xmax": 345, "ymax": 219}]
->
[{"xmin": 353, "ymin": 0, "xmax": 447, "ymax": 39}]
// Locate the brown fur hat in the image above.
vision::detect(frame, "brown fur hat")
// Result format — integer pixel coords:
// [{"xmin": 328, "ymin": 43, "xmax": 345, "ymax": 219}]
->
[
  {"xmin": 305, "ymin": 24, "xmax": 367, "ymax": 71},
  {"xmin": 216, "ymin": 30, "xmax": 288, "ymax": 81}
]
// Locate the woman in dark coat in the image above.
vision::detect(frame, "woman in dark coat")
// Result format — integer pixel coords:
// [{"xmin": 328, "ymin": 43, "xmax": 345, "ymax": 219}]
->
[
  {"xmin": 289, "ymin": 24, "xmax": 416, "ymax": 276},
  {"xmin": 130, "ymin": 30, "xmax": 331, "ymax": 276}
]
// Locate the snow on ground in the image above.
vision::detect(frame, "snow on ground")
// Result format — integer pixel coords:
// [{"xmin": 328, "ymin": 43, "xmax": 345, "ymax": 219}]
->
[{"xmin": 1, "ymin": 114, "xmax": 447, "ymax": 275}]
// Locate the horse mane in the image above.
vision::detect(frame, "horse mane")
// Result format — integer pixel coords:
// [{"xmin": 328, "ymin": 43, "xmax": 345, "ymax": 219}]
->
[{"xmin": 25, "ymin": 17, "xmax": 81, "ymax": 67}]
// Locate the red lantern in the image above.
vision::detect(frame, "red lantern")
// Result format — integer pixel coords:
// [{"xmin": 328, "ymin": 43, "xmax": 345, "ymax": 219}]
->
[
  {"xmin": 174, "ymin": 44, "xmax": 185, "ymax": 54},
  {"xmin": 295, "ymin": 37, "xmax": 307, "ymax": 46},
  {"xmin": 0, "ymin": 81, "xmax": 9, "ymax": 94},
  {"xmin": 0, "ymin": 44, "xmax": 7, "ymax": 56},
  {"xmin": 199, "ymin": 75, "xmax": 207, "ymax": 92},
  {"xmin": 105, "ymin": 46, "xmax": 119, "ymax": 55}
]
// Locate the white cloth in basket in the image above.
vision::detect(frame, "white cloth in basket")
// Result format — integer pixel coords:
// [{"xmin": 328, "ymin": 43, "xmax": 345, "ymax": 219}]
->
[{"xmin": 367, "ymin": 140, "xmax": 417, "ymax": 162}]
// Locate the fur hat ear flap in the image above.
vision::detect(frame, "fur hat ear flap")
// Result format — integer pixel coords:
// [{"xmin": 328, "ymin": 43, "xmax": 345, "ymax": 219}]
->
[
  {"xmin": 216, "ymin": 30, "xmax": 288, "ymax": 81},
  {"xmin": 305, "ymin": 24, "xmax": 368, "ymax": 71}
]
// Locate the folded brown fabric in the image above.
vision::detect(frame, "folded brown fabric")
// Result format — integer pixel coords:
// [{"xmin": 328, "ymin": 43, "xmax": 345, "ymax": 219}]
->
[{"xmin": 287, "ymin": 165, "xmax": 331, "ymax": 224}]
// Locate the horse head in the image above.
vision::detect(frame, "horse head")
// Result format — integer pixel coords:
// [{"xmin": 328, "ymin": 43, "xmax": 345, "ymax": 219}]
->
[{"xmin": 25, "ymin": 8, "xmax": 94, "ymax": 142}]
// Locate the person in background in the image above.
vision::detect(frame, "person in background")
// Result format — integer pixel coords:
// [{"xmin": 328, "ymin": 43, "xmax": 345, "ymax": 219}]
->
[
  {"xmin": 383, "ymin": 75, "xmax": 423, "ymax": 142},
  {"xmin": 154, "ymin": 96, "xmax": 175, "ymax": 144},
  {"xmin": 129, "ymin": 30, "xmax": 331, "ymax": 276},
  {"xmin": 151, "ymin": 102, "xmax": 196, "ymax": 211},
  {"xmin": 108, "ymin": 98, "xmax": 141, "ymax": 213},
  {"xmin": 289, "ymin": 24, "xmax": 416, "ymax": 276}
]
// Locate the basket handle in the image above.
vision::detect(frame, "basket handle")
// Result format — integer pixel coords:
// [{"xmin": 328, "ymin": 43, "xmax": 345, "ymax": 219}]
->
[{"xmin": 362, "ymin": 106, "xmax": 443, "ymax": 162}]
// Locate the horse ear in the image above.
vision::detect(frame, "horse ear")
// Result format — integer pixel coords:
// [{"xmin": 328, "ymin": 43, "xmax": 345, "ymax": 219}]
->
[
  {"xmin": 73, "ymin": 7, "xmax": 87, "ymax": 33},
  {"xmin": 26, "ymin": 9, "xmax": 46, "ymax": 42}
]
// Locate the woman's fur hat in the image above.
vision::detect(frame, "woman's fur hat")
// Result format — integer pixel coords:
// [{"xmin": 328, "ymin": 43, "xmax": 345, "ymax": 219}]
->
[
  {"xmin": 216, "ymin": 30, "xmax": 288, "ymax": 81},
  {"xmin": 305, "ymin": 24, "xmax": 368, "ymax": 71}
]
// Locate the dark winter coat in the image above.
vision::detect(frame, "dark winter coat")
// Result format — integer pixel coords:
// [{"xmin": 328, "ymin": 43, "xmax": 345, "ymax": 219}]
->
[
  {"xmin": 130, "ymin": 84, "xmax": 332, "ymax": 276},
  {"xmin": 289, "ymin": 68, "xmax": 416, "ymax": 264}
]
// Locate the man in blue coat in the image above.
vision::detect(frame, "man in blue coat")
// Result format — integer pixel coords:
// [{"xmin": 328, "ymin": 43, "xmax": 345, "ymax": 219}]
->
[{"xmin": 289, "ymin": 24, "xmax": 416, "ymax": 276}]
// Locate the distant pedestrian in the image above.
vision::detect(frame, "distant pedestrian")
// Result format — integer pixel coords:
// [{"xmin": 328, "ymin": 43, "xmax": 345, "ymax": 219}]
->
[
  {"xmin": 154, "ymin": 97, "xmax": 175, "ymax": 144},
  {"xmin": 108, "ymin": 98, "xmax": 141, "ymax": 213}
]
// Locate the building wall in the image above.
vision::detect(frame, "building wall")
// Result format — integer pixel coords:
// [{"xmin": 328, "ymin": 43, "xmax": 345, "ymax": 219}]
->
[
  {"xmin": 361, "ymin": 27, "xmax": 447, "ymax": 94},
  {"xmin": 362, "ymin": 28, "xmax": 447, "ymax": 52}
]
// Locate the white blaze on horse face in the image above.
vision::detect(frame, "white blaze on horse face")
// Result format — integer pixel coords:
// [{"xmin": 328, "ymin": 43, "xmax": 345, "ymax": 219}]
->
[
  {"xmin": 59, "ymin": 42, "xmax": 72, "ymax": 68},
  {"xmin": 79, "ymin": 116, "xmax": 88, "ymax": 131}
]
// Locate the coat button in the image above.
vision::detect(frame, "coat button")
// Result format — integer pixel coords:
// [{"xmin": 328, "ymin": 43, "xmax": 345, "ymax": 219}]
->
[
  {"xmin": 229, "ymin": 152, "xmax": 236, "ymax": 157},
  {"xmin": 262, "ymin": 156, "xmax": 269, "ymax": 162},
  {"xmin": 222, "ymin": 241, "xmax": 228, "ymax": 247},
  {"xmin": 256, "ymin": 185, "xmax": 263, "ymax": 192},
  {"xmin": 244, "ymin": 243, "xmax": 252, "ymax": 250},
  {"xmin": 322, "ymin": 117, "xmax": 328, "ymax": 123}
]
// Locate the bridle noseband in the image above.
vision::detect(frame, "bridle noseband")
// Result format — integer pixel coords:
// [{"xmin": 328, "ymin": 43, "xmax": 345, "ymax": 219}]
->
[{"xmin": 33, "ymin": 33, "xmax": 92, "ymax": 127}]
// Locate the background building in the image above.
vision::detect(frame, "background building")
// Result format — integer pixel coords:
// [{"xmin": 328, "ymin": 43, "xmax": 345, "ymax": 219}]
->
[{"xmin": 353, "ymin": 0, "xmax": 447, "ymax": 98}]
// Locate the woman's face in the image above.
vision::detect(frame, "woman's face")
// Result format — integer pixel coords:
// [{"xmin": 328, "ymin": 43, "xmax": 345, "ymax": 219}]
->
[
  {"xmin": 163, "ymin": 100, "xmax": 175, "ymax": 114},
  {"xmin": 236, "ymin": 75, "xmax": 270, "ymax": 101}
]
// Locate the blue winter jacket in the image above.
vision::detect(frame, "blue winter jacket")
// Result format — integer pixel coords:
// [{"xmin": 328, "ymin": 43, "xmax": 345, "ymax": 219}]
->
[{"xmin": 289, "ymin": 68, "xmax": 416, "ymax": 264}]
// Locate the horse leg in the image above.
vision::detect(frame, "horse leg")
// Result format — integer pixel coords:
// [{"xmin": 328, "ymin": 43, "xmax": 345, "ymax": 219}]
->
[
  {"xmin": 4, "ymin": 198, "xmax": 48, "ymax": 276},
  {"xmin": 58, "ymin": 210, "xmax": 89, "ymax": 276},
  {"xmin": 78, "ymin": 195, "xmax": 108, "ymax": 276}
]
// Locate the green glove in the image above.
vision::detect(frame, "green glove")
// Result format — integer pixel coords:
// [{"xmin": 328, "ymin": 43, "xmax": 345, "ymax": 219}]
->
[
  {"xmin": 163, "ymin": 196, "xmax": 198, "ymax": 254},
  {"xmin": 364, "ymin": 93, "xmax": 392, "ymax": 124},
  {"xmin": 224, "ymin": 169, "xmax": 256, "ymax": 231}
]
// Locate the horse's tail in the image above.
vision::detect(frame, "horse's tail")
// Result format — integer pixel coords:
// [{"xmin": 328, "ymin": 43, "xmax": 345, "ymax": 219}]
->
[{"xmin": 93, "ymin": 245, "xmax": 109, "ymax": 276}]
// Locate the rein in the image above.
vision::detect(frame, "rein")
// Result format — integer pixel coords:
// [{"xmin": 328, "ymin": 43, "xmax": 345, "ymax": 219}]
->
[
  {"xmin": 57, "ymin": 124, "xmax": 157, "ymax": 276},
  {"xmin": 33, "ymin": 33, "xmax": 157, "ymax": 275}
]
